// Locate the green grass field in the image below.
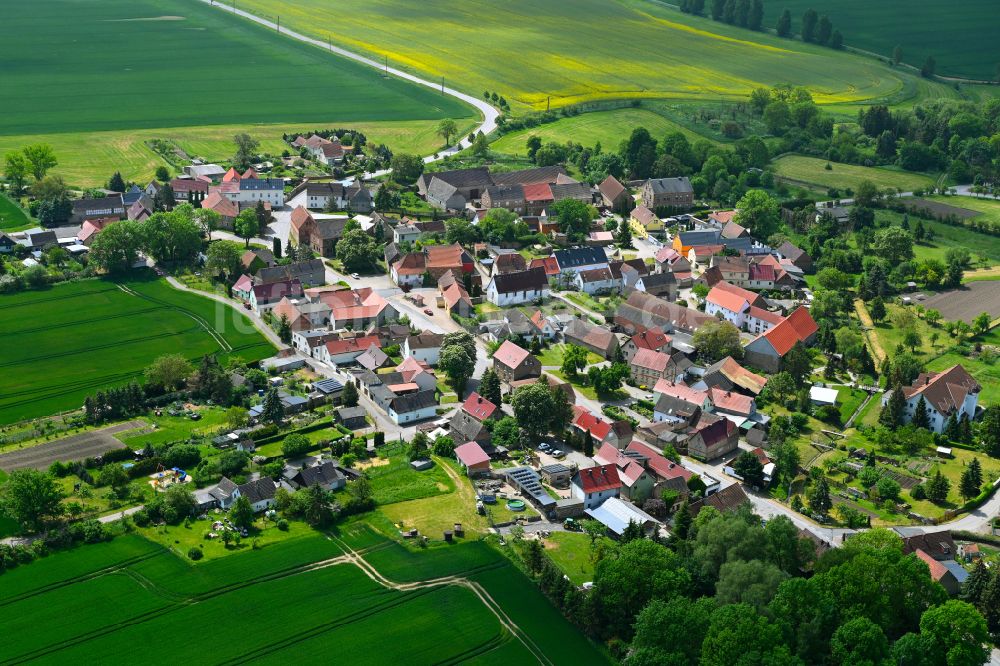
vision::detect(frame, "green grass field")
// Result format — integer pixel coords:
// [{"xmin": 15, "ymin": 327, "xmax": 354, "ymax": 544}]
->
[
  {"xmin": 491, "ymin": 107, "xmax": 711, "ymax": 155},
  {"xmin": 0, "ymin": 193, "xmax": 33, "ymax": 232},
  {"xmin": 239, "ymin": 0, "xmax": 925, "ymax": 112},
  {"xmin": 0, "ymin": 275, "xmax": 274, "ymax": 425},
  {"xmin": 927, "ymin": 195, "xmax": 1000, "ymax": 226},
  {"xmin": 763, "ymin": 0, "xmax": 1000, "ymax": 81},
  {"xmin": 0, "ymin": 527, "xmax": 607, "ymax": 664},
  {"xmin": 0, "ymin": 0, "xmax": 472, "ymax": 185},
  {"xmin": 0, "ymin": 120, "xmax": 471, "ymax": 187},
  {"xmin": 773, "ymin": 155, "xmax": 937, "ymax": 192}
]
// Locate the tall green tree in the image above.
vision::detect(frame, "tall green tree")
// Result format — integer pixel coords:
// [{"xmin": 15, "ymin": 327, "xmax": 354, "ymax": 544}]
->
[
  {"xmin": 921, "ymin": 56, "xmax": 937, "ymax": 78},
  {"xmin": 776, "ymin": 9, "xmax": 792, "ymax": 37},
  {"xmin": 880, "ymin": 384, "xmax": 906, "ymax": 430},
  {"xmin": 232, "ymin": 133, "xmax": 259, "ymax": 171},
  {"xmin": 436, "ymin": 119, "xmax": 458, "ymax": 146},
  {"xmin": 439, "ymin": 345, "xmax": 474, "ymax": 396},
  {"xmin": 734, "ymin": 189, "xmax": 780, "ymax": 240},
  {"xmin": 229, "ymin": 495, "xmax": 254, "ymax": 529},
  {"xmin": 926, "ymin": 469, "xmax": 950, "ymax": 503},
  {"xmin": 747, "ymin": 0, "xmax": 763, "ymax": 30},
  {"xmin": 1, "ymin": 469, "xmax": 64, "ymax": 532},
  {"xmin": 4, "ymin": 152, "xmax": 30, "ymax": 194},
  {"xmin": 478, "ymin": 368, "xmax": 502, "ymax": 406},
  {"xmin": 261, "ymin": 387, "xmax": 284, "ymax": 424},
  {"xmin": 808, "ymin": 477, "xmax": 832, "ymax": 514},
  {"xmin": 960, "ymin": 457, "xmax": 983, "ymax": 500},
  {"xmin": 89, "ymin": 219, "xmax": 143, "ymax": 273},
  {"xmin": 816, "ymin": 15, "xmax": 833, "ymax": 45},
  {"xmin": 336, "ymin": 228, "xmax": 380, "ymax": 272},
  {"xmin": 22, "ymin": 144, "xmax": 58, "ymax": 180},
  {"xmin": 801, "ymin": 9, "xmax": 818, "ymax": 42}
]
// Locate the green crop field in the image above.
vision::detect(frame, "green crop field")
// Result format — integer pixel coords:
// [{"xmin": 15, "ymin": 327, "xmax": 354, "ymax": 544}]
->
[
  {"xmin": 0, "ymin": 0, "xmax": 472, "ymax": 185},
  {"xmin": 773, "ymin": 155, "xmax": 937, "ymax": 192},
  {"xmin": 237, "ymin": 0, "xmax": 935, "ymax": 113},
  {"xmin": 762, "ymin": 0, "xmax": 1000, "ymax": 81},
  {"xmin": 927, "ymin": 195, "xmax": 1000, "ymax": 226},
  {"xmin": 491, "ymin": 107, "xmax": 713, "ymax": 155},
  {"xmin": 0, "ymin": 193, "xmax": 33, "ymax": 232},
  {"xmin": 0, "ymin": 275, "xmax": 274, "ymax": 425},
  {"xmin": 0, "ymin": 526, "xmax": 606, "ymax": 664}
]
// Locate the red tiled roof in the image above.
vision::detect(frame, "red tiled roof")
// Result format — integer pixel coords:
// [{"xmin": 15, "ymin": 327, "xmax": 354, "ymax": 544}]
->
[
  {"xmin": 709, "ymin": 210, "xmax": 737, "ymax": 224},
  {"xmin": 749, "ymin": 263, "xmax": 775, "ymax": 282},
  {"xmin": 170, "ymin": 178, "xmax": 209, "ymax": 193},
  {"xmin": 529, "ymin": 257, "xmax": 560, "ymax": 276},
  {"xmin": 760, "ymin": 317, "xmax": 800, "ymax": 356},
  {"xmin": 222, "ymin": 167, "xmax": 241, "ymax": 182},
  {"xmin": 425, "ymin": 243, "xmax": 465, "ymax": 269},
  {"xmin": 572, "ymin": 405, "xmax": 612, "ymax": 441},
  {"xmin": 631, "ymin": 329, "xmax": 671, "ymax": 352},
  {"xmin": 232, "ymin": 273, "xmax": 253, "ymax": 293},
  {"xmin": 786, "ymin": 306, "xmax": 818, "ymax": 341},
  {"xmin": 443, "ymin": 282, "xmax": 472, "ymax": 310},
  {"xmin": 915, "ymin": 548, "xmax": 949, "ymax": 582},
  {"xmin": 455, "ymin": 441, "xmax": 491, "ymax": 467},
  {"xmin": 654, "ymin": 247, "xmax": 681, "ymax": 264},
  {"xmin": 631, "ymin": 348, "xmax": 671, "ymax": 373},
  {"xmin": 747, "ymin": 306, "xmax": 784, "ymax": 326},
  {"xmin": 653, "ymin": 380, "xmax": 708, "ymax": 407},
  {"xmin": 626, "ymin": 440, "xmax": 692, "ymax": 481},
  {"xmin": 708, "ymin": 388, "xmax": 753, "ymax": 416},
  {"xmin": 522, "ymin": 182, "xmax": 553, "ymax": 202},
  {"xmin": 462, "ymin": 393, "xmax": 498, "ymax": 420},
  {"xmin": 712, "ymin": 357, "xmax": 767, "ymax": 395},
  {"xmin": 707, "ymin": 283, "xmax": 751, "ymax": 313},
  {"xmin": 203, "ymin": 191, "xmax": 238, "ymax": 218},
  {"xmin": 493, "ymin": 340, "xmax": 531, "ymax": 369},
  {"xmin": 290, "ymin": 205, "xmax": 313, "ymax": 230},
  {"xmin": 576, "ymin": 464, "xmax": 621, "ymax": 494},
  {"xmin": 324, "ymin": 335, "xmax": 381, "ymax": 356}
]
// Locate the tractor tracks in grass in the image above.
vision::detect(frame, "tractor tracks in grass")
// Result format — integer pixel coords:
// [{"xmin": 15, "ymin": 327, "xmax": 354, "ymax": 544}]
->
[{"xmin": 116, "ymin": 283, "xmax": 232, "ymax": 352}]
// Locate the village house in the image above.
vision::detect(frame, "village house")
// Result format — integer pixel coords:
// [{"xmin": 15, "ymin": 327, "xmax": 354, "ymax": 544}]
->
[
  {"xmin": 388, "ymin": 390, "xmax": 438, "ymax": 424},
  {"xmin": 449, "ymin": 408, "xmax": 492, "ymax": 447},
  {"xmin": 615, "ymin": 290, "xmax": 715, "ymax": 336},
  {"xmin": 571, "ymin": 464, "xmax": 622, "ymax": 509},
  {"xmin": 249, "ymin": 280, "xmax": 303, "ymax": 314},
  {"xmin": 699, "ymin": 356, "xmax": 768, "ymax": 396},
  {"xmin": 232, "ymin": 477, "xmax": 278, "ymax": 512},
  {"xmin": 629, "ymin": 348, "xmax": 682, "ymax": 388},
  {"xmin": 622, "ymin": 329, "xmax": 672, "ymax": 362},
  {"xmin": 883, "ymin": 365, "xmax": 981, "ymax": 434},
  {"xmin": 391, "ymin": 244, "xmax": 473, "ymax": 288},
  {"xmin": 290, "ymin": 461, "xmax": 346, "ymax": 492},
  {"xmin": 492, "ymin": 340, "xmax": 541, "ymax": 383},
  {"xmin": 170, "ymin": 177, "xmax": 209, "ymax": 202},
  {"xmin": 455, "ymin": 441, "xmax": 492, "ymax": 476},
  {"xmin": 633, "ymin": 272, "xmax": 677, "ymax": 301},
  {"xmin": 315, "ymin": 336, "xmax": 382, "ymax": 366},
  {"xmin": 335, "ymin": 406, "xmax": 368, "ymax": 430},
  {"xmin": 653, "ymin": 246, "xmax": 692, "ymax": 276},
  {"xmin": 417, "ymin": 167, "xmax": 493, "ymax": 204},
  {"xmin": 629, "ymin": 206, "xmax": 662, "ymax": 238},
  {"xmin": 745, "ymin": 306, "xmax": 785, "ymax": 336},
  {"xmin": 777, "ymin": 241, "xmax": 813, "ymax": 272},
  {"xmin": 491, "ymin": 252, "xmax": 528, "ymax": 276},
  {"xmin": 641, "ymin": 176, "xmax": 693, "ymax": 210},
  {"xmin": 213, "ymin": 176, "xmax": 285, "ymax": 207},
  {"xmin": 743, "ymin": 306, "xmax": 818, "ymax": 373},
  {"xmin": 704, "ymin": 281, "xmax": 766, "ymax": 329},
  {"xmin": 289, "ymin": 206, "xmax": 347, "ymax": 258},
  {"xmin": 403, "ymin": 332, "xmax": 445, "ymax": 366},
  {"xmin": 563, "ymin": 318, "xmax": 620, "ymax": 359},
  {"xmin": 686, "ymin": 414, "xmax": 739, "ymax": 461},
  {"xmin": 292, "ymin": 134, "xmax": 346, "ymax": 166},
  {"xmin": 255, "ymin": 259, "xmax": 326, "ymax": 287},
  {"xmin": 654, "ymin": 381, "xmax": 712, "ymax": 421},
  {"xmin": 183, "ymin": 163, "xmax": 226, "ymax": 181},
  {"xmin": 201, "ymin": 192, "xmax": 239, "ymax": 229},
  {"xmin": 481, "ymin": 184, "xmax": 526, "ymax": 214},
  {"xmin": 574, "ymin": 266, "xmax": 618, "ymax": 295},
  {"xmin": 598, "ymin": 175, "xmax": 630, "ymax": 211},
  {"xmin": 289, "ymin": 180, "xmax": 373, "ymax": 213},
  {"xmin": 441, "ymin": 281, "xmax": 474, "ymax": 317},
  {"xmin": 610, "ymin": 258, "xmax": 648, "ymax": 292},
  {"xmin": 485, "ymin": 267, "xmax": 550, "ymax": 306},
  {"xmin": 552, "ymin": 246, "xmax": 609, "ymax": 276},
  {"xmin": 593, "ymin": 443, "xmax": 656, "ymax": 503},
  {"xmin": 70, "ymin": 194, "xmax": 125, "ymax": 224},
  {"xmin": 241, "ymin": 248, "xmax": 275, "ymax": 274}
]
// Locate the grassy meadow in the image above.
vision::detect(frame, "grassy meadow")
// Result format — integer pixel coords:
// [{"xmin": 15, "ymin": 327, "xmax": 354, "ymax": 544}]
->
[
  {"xmin": 0, "ymin": 0, "xmax": 472, "ymax": 185},
  {"xmin": 762, "ymin": 0, "xmax": 1000, "ymax": 81},
  {"xmin": 773, "ymin": 155, "xmax": 937, "ymax": 192},
  {"xmin": 0, "ymin": 527, "xmax": 607, "ymax": 664},
  {"xmin": 0, "ymin": 120, "xmax": 467, "ymax": 187},
  {"xmin": 0, "ymin": 276, "xmax": 274, "ymax": 425},
  {"xmin": 238, "ymin": 0, "xmax": 922, "ymax": 111},
  {"xmin": 491, "ymin": 107, "xmax": 712, "ymax": 155},
  {"xmin": 0, "ymin": 193, "xmax": 33, "ymax": 232}
]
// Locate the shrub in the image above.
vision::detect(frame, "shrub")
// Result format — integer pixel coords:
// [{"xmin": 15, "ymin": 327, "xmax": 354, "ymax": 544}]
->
[
  {"xmin": 910, "ymin": 484, "xmax": 926, "ymax": 500},
  {"xmin": 187, "ymin": 547, "xmax": 203, "ymax": 561},
  {"xmin": 277, "ymin": 518, "xmax": 289, "ymax": 531}
]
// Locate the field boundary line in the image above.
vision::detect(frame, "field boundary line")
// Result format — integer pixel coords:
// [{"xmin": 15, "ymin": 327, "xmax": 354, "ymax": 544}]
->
[
  {"xmin": 853, "ymin": 299, "xmax": 886, "ymax": 365},
  {"xmin": 116, "ymin": 283, "xmax": 232, "ymax": 352}
]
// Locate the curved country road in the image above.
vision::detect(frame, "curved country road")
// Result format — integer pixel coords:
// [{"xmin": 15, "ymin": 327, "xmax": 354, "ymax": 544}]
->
[{"xmin": 197, "ymin": 0, "xmax": 499, "ymax": 169}]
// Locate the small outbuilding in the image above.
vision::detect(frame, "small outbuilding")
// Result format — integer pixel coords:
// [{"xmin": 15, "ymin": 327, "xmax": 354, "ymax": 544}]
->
[
  {"xmin": 455, "ymin": 441, "xmax": 491, "ymax": 476},
  {"xmin": 809, "ymin": 386, "xmax": 839, "ymax": 407}
]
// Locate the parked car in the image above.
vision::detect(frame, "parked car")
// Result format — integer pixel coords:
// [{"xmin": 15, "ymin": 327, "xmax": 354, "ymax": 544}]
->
[
  {"xmin": 350, "ymin": 273, "xmax": 360, "ymax": 279},
  {"xmin": 550, "ymin": 449, "xmax": 565, "ymax": 458},
  {"xmin": 423, "ymin": 308, "xmax": 433, "ymax": 315},
  {"xmin": 538, "ymin": 443, "xmax": 551, "ymax": 452}
]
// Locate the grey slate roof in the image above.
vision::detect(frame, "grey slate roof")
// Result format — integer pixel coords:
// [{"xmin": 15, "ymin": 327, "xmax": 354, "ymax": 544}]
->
[
  {"xmin": 646, "ymin": 176, "xmax": 693, "ymax": 194},
  {"xmin": 491, "ymin": 267, "xmax": 548, "ymax": 294},
  {"xmin": 553, "ymin": 247, "xmax": 607, "ymax": 270},
  {"xmin": 293, "ymin": 461, "xmax": 345, "ymax": 488},
  {"xmin": 237, "ymin": 477, "xmax": 276, "ymax": 504},
  {"xmin": 390, "ymin": 390, "xmax": 437, "ymax": 414}
]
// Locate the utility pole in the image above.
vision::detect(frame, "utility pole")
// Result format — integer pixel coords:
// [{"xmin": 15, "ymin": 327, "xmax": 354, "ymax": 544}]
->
[
  {"xmin": 441, "ymin": 77, "xmax": 444, "ymax": 95},
  {"xmin": 328, "ymin": 35, "xmax": 332, "ymax": 51},
  {"xmin": 546, "ymin": 96, "xmax": 550, "ymax": 112},
  {"xmin": 276, "ymin": 15, "xmax": 280, "ymax": 32}
]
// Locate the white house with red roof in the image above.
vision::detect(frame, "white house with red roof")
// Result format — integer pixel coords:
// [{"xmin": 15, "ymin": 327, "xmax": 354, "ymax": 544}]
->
[
  {"xmin": 745, "ymin": 306, "xmax": 785, "ymax": 336},
  {"xmin": 704, "ymin": 281, "xmax": 765, "ymax": 329},
  {"xmin": 571, "ymin": 464, "xmax": 622, "ymax": 509},
  {"xmin": 454, "ymin": 441, "xmax": 491, "ymax": 476},
  {"xmin": 593, "ymin": 442, "xmax": 655, "ymax": 502},
  {"xmin": 315, "ymin": 336, "xmax": 382, "ymax": 366}
]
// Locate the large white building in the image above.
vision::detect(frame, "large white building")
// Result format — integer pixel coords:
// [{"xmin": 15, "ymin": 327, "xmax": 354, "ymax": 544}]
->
[
  {"xmin": 485, "ymin": 267, "xmax": 550, "ymax": 307},
  {"xmin": 882, "ymin": 365, "xmax": 981, "ymax": 434}
]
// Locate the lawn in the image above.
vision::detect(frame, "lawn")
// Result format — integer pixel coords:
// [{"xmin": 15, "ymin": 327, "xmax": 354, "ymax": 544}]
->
[
  {"xmin": 535, "ymin": 344, "xmax": 604, "ymax": 369},
  {"xmin": 773, "ymin": 155, "xmax": 936, "ymax": 193},
  {"xmin": 366, "ymin": 451, "xmax": 456, "ymax": 505},
  {"xmin": 0, "ymin": 275, "xmax": 274, "ymax": 425},
  {"xmin": 836, "ymin": 387, "xmax": 868, "ymax": 425},
  {"xmin": 542, "ymin": 531, "xmax": 597, "ymax": 586},
  {"xmin": 491, "ymin": 107, "xmax": 712, "ymax": 155},
  {"xmin": 927, "ymin": 195, "xmax": 1000, "ymax": 225},
  {"xmin": 240, "ymin": 0, "xmax": 918, "ymax": 111},
  {"xmin": 762, "ymin": 0, "xmax": 1000, "ymax": 80},
  {"xmin": 0, "ymin": 0, "xmax": 472, "ymax": 186},
  {"xmin": 0, "ymin": 192, "xmax": 33, "ymax": 232},
  {"xmin": 878, "ymin": 208, "xmax": 1000, "ymax": 267}
]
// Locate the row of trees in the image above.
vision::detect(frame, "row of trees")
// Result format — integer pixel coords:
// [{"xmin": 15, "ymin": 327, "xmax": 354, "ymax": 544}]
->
[
  {"xmin": 89, "ymin": 204, "xmax": 212, "ymax": 273},
  {"xmin": 522, "ymin": 504, "xmax": 988, "ymax": 665}
]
